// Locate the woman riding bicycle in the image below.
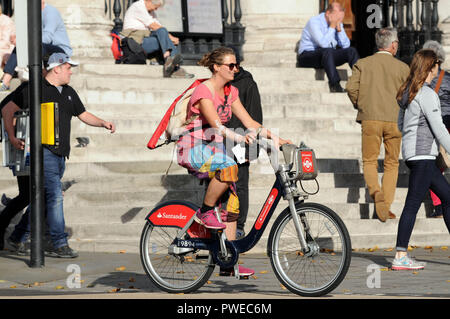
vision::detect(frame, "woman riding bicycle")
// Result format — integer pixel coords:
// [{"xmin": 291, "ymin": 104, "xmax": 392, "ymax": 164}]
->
[{"xmin": 176, "ymin": 47, "xmax": 291, "ymax": 276}]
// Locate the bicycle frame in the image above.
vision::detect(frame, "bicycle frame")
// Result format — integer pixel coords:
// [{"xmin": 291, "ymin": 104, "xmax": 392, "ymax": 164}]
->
[{"xmin": 144, "ymin": 166, "xmax": 309, "ymax": 267}]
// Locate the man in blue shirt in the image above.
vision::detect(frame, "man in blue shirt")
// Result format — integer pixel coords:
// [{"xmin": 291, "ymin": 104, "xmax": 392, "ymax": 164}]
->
[
  {"xmin": 1, "ymin": 0, "xmax": 71, "ymax": 91},
  {"xmin": 297, "ymin": 2, "xmax": 359, "ymax": 93}
]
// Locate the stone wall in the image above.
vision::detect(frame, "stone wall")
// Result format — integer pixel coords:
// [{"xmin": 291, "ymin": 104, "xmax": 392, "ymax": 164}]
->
[
  {"xmin": 46, "ymin": 0, "xmax": 113, "ymax": 59},
  {"xmin": 240, "ymin": 0, "xmax": 318, "ymax": 66}
]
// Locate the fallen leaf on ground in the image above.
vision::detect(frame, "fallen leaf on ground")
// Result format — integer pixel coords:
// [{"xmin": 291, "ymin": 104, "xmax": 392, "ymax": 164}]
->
[
  {"xmin": 9, "ymin": 286, "xmax": 16, "ymax": 289},
  {"xmin": 128, "ymin": 277, "xmax": 135, "ymax": 282},
  {"xmin": 115, "ymin": 266, "xmax": 126, "ymax": 271},
  {"xmin": 280, "ymin": 284, "xmax": 287, "ymax": 290},
  {"xmin": 412, "ymin": 272, "xmax": 418, "ymax": 275},
  {"xmin": 55, "ymin": 285, "xmax": 64, "ymax": 290},
  {"xmin": 441, "ymin": 246, "xmax": 448, "ymax": 250},
  {"xmin": 108, "ymin": 288, "xmax": 121, "ymax": 293},
  {"xmin": 384, "ymin": 248, "xmax": 393, "ymax": 252},
  {"xmin": 251, "ymin": 275, "xmax": 258, "ymax": 280},
  {"xmin": 260, "ymin": 270, "xmax": 268, "ymax": 274},
  {"xmin": 118, "ymin": 250, "xmax": 126, "ymax": 254},
  {"xmin": 368, "ymin": 246, "xmax": 379, "ymax": 252},
  {"xmin": 424, "ymin": 246, "xmax": 433, "ymax": 250}
]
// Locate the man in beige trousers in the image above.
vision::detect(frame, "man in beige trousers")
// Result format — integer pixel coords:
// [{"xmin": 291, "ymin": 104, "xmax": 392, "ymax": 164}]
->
[{"xmin": 346, "ymin": 28, "xmax": 409, "ymax": 222}]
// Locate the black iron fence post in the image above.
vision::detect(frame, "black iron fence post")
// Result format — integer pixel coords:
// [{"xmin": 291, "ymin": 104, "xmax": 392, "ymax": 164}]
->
[
  {"xmin": 431, "ymin": 0, "xmax": 442, "ymax": 42},
  {"xmin": 112, "ymin": 0, "xmax": 123, "ymax": 33}
]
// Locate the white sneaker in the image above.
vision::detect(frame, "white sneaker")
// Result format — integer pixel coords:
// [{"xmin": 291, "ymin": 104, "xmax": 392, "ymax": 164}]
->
[{"xmin": 391, "ymin": 255, "xmax": 426, "ymax": 270}]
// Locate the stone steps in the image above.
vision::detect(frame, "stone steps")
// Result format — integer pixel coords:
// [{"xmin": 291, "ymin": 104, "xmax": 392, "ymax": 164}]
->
[{"xmin": 2, "ymin": 60, "xmax": 448, "ymax": 254}]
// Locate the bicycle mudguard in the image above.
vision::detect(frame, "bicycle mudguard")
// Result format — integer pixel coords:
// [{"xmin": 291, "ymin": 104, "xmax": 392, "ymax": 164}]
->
[{"xmin": 146, "ymin": 200, "xmax": 199, "ymax": 228}]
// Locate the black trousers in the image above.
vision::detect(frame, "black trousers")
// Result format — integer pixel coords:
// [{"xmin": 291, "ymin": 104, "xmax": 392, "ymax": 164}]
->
[
  {"xmin": 0, "ymin": 175, "xmax": 30, "ymax": 232},
  {"xmin": 297, "ymin": 47, "xmax": 359, "ymax": 84},
  {"xmin": 236, "ymin": 162, "xmax": 250, "ymax": 231},
  {"xmin": 396, "ymin": 160, "xmax": 450, "ymax": 250}
]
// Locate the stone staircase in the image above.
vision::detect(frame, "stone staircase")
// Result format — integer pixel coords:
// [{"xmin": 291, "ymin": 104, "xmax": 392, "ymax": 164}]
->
[{"xmin": 1, "ymin": 62, "xmax": 449, "ymax": 254}]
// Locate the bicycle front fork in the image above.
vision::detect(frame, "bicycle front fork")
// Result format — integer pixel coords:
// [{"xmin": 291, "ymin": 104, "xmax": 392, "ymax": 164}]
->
[{"xmin": 288, "ymin": 199, "xmax": 310, "ymax": 254}]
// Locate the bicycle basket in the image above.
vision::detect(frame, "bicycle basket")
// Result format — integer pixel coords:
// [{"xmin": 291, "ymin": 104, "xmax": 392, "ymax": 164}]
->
[{"xmin": 281, "ymin": 142, "xmax": 318, "ymax": 181}]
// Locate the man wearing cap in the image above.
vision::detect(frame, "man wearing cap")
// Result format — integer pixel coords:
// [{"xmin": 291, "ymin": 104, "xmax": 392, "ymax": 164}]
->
[{"xmin": 1, "ymin": 53, "xmax": 115, "ymax": 258}]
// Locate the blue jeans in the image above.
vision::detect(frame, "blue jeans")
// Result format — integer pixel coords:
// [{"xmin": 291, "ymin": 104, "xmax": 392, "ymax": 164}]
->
[
  {"xmin": 11, "ymin": 148, "xmax": 69, "ymax": 248},
  {"xmin": 141, "ymin": 27, "xmax": 178, "ymax": 57},
  {"xmin": 43, "ymin": 148, "xmax": 67, "ymax": 249},
  {"xmin": 396, "ymin": 160, "xmax": 450, "ymax": 251}
]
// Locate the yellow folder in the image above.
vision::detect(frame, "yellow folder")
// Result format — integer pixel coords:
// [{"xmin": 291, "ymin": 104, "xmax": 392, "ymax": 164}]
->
[{"xmin": 41, "ymin": 102, "xmax": 59, "ymax": 145}]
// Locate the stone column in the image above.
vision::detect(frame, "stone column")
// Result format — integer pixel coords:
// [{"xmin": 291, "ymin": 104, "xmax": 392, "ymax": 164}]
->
[
  {"xmin": 240, "ymin": 0, "xmax": 318, "ymax": 67},
  {"xmin": 46, "ymin": 0, "xmax": 113, "ymax": 60},
  {"xmin": 440, "ymin": 15, "xmax": 450, "ymax": 70}
]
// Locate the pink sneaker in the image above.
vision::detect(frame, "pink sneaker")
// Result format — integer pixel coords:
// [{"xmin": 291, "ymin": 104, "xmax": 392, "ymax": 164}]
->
[
  {"xmin": 219, "ymin": 265, "xmax": 255, "ymax": 277},
  {"xmin": 194, "ymin": 209, "xmax": 226, "ymax": 229}
]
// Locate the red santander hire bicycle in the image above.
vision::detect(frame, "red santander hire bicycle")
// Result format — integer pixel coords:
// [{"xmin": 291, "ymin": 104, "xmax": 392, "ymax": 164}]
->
[{"xmin": 140, "ymin": 141, "xmax": 351, "ymax": 297}]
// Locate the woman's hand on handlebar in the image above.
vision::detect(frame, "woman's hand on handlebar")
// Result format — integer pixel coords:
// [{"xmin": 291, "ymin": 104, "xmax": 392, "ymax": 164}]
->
[
  {"xmin": 273, "ymin": 136, "xmax": 293, "ymax": 149},
  {"xmin": 279, "ymin": 138, "xmax": 293, "ymax": 146}
]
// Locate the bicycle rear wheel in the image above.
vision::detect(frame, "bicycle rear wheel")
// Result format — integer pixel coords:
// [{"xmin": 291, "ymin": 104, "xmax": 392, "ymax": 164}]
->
[
  {"xmin": 268, "ymin": 202, "xmax": 351, "ymax": 297},
  {"xmin": 140, "ymin": 221, "xmax": 215, "ymax": 293}
]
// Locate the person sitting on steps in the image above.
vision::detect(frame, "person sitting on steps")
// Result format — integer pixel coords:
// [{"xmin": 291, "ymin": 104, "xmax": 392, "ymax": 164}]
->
[
  {"xmin": 296, "ymin": 2, "xmax": 359, "ymax": 93},
  {"xmin": 122, "ymin": 0, "xmax": 193, "ymax": 78}
]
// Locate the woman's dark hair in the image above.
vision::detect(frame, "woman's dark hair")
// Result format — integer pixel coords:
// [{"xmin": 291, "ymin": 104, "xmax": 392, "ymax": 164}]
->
[
  {"xmin": 397, "ymin": 49, "xmax": 439, "ymax": 105},
  {"xmin": 198, "ymin": 46, "xmax": 235, "ymax": 73}
]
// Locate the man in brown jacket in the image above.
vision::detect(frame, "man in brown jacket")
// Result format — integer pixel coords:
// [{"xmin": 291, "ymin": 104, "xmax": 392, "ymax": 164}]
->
[{"xmin": 346, "ymin": 28, "xmax": 409, "ymax": 222}]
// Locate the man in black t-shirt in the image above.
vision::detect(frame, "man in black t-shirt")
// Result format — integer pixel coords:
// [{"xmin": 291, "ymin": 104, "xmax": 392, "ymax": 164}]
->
[{"xmin": 1, "ymin": 53, "xmax": 115, "ymax": 257}]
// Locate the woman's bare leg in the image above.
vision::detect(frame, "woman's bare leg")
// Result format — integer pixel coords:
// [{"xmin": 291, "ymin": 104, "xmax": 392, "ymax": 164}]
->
[{"xmin": 203, "ymin": 177, "xmax": 230, "ymax": 207}]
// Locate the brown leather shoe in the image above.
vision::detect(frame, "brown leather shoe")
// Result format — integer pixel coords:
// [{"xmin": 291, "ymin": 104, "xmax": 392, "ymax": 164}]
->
[
  {"xmin": 373, "ymin": 191, "xmax": 389, "ymax": 222},
  {"xmin": 375, "ymin": 202, "xmax": 389, "ymax": 222}
]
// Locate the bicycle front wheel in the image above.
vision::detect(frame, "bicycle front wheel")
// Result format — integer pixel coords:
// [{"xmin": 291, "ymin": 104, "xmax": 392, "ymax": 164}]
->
[
  {"xmin": 140, "ymin": 221, "xmax": 215, "ymax": 294},
  {"xmin": 268, "ymin": 202, "xmax": 351, "ymax": 297}
]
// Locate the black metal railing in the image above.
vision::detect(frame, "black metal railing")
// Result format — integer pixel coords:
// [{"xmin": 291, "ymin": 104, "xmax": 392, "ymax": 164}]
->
[
  {"xmin": 378, "ymin": 0, "xmax": 442, "ymax": 64},
  {"xmin": 320, "ymin": 0, "xmax": 443, "ymax": 63},
  {"xmin": 106, "ymin": 0, "xmax": 245, "ymax": 65}
]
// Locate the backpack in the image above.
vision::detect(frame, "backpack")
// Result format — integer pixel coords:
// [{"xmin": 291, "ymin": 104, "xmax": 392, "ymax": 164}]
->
[
  {"xmin": 119, "ymin": 37, "xmax": 147, "ymax": 65},
  {"xmin": 110, "ymin": 32, "xmax": 123, "ymax": 62},
  {"xmin": 147, "ymin": 79, "xmax": 231, "ymax": 149}
]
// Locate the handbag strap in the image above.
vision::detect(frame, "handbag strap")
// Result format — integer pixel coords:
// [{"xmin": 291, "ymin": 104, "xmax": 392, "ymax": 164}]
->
[{"xmin": 435, "ymin": 70, "xmax": 445, "ymax": 93}]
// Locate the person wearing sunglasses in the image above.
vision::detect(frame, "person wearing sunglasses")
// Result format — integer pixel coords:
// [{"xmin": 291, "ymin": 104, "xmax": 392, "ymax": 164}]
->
[
  {"xmin": 394, "ymin": 49, "xmax": 450, "ymax": 270},
  {"xmin": 176, "ymin": 46, "xmax": 291, "ymax": 277}
]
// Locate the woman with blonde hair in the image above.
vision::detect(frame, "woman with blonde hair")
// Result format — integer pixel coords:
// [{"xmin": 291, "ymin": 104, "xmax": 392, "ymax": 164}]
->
[
  {"xmin": 394, "ymin": 49, "xmax": 450, "ymax": 270},
  {"xmin": 176, "ymin": 46, "xmax": 291, "ymax": 276}
]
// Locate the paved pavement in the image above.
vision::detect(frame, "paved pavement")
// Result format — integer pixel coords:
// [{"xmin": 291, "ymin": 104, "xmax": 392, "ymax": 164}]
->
[{"xmin": 0, "ymin": 246, "xmax": 449, "ymax": 299}]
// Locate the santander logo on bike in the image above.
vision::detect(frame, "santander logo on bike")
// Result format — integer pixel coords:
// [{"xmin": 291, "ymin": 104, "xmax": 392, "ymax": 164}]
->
[
  {"xmin": 255, "ymin": 189, "xmax": 278, "ymax": 230},
  {"xmin": 148, "ymin": 204, "xmax": 195, "ymax": 227},
  {"xmin": 301, "ymin": 151, "xmax": 314, "ymax": 173},
  {"xmin": 157, "ymin": 212, "xmax": 188, "ymax": 220}
]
